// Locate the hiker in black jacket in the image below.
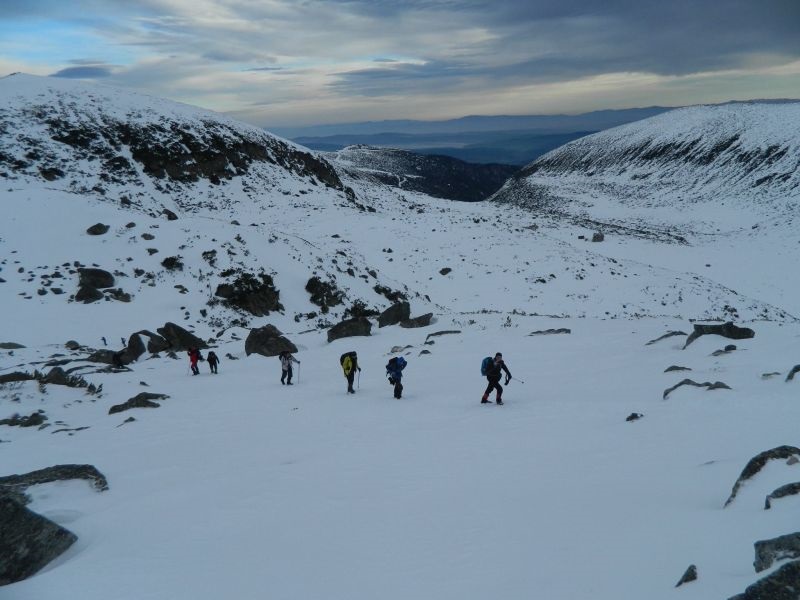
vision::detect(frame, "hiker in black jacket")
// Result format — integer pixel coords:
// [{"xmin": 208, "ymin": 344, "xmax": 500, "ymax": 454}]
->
[
  {"xmin": 207, "ymin": 351, "xmax": 220, "ymax": 374},
  {"xmin": 482, "ymin": 352, "xmax": 511, "ymax": 405}
]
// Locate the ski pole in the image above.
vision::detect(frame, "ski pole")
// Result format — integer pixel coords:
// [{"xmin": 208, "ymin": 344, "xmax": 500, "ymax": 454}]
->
[
  {"xmin": 358, "ymin": 369, "xmax": 361, "ymax": 389},
  {"xmin": 513, "ymin": 378, "xmax": 525, "ymax": 384},
  {"xmin": 297, "ymin": 362, "xmax": 300, "ymax": 384}
]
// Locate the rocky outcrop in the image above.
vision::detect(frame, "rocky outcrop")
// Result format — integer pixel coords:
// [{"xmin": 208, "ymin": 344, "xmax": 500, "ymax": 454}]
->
[
  {"xmin": 214, "ymin": 271, "xmax": 283, "ymax": 316},
  {"xmin": 425, "ymin": 330, "xmax": 461, "ymax": 341},
  {"xmin": 0, "ymin": 411, "xmax": 46, "ymax": 428},
  {"xmin": 400, "ymin": 313, "xmax": 434, "ymax": 329},
  {"xmin": 123, "ymin": 333, "xmax": 146, "ymax": 362},
  {"xmin": 0, "ymin": 342, "xmax": 25, "ymax": 349},
  {"xmin": 327, "ymin": 317, "xmax": 372, "ymax": 342},
  {"xmin": 0, "ymin": 464, "xmax": 108, "ymax": 495},
  {"xmin": 786, "ymin": 365, "xmax": 800, "ymax": 382},
  {"xmin": 765, "ymin": 482, "xmax": 800, "ymax": 510},
  {"xmin": 305, "ymin": 276, "xmax": 344, "ymax": 312},
  {"xmin": 78, "ymin": 268, "xmax": 115, "ymax": 289},
  {"xmin": 645, "ymin": 331, "xmax": 687, "ymax": 345},
  {"xmin": 728, "ymin": 560, "xmax": 800, "ymax": 600},
  {"xmin": 591, "ymin": 232, "xmax": 604, "ymax": 242},
  {"xmin": 0, "ymin": 497, "xmax": 77, "ymax": 586},
  {"xmin": 675, "ymin": 564, "xmax": 697, "ymax": 587},
  {"xmin": 529, "ymin": 328, "xmax": 571, "ymax": 336},
  {"xmin": 662, "ymin": 378, "xmax": 731, "ymax": 400},
  {"xmin": 244, "ymin": 325, "xmax": 297, "ymax": 357},
  {"xmin": 664, "ymin": 365, "xmax": 691, "ymax": 373},
  {"xmin": 136, "ymin": 330, "xmax": 171, "ymax": 353},
  {"xmin": 157, "ymin": 322, "xmax": 207, "ymax": 351},
  {"xmin": 754, "ymin": 533, "xmax": 800, "ymax": 572},
  {"xmin": 725, "ymin": 446, "xmax": 800, "ymax": 507},
  {"xmin": 108, "ymin": 392, "xmax": 169, "ymax": 415},
  {"xmin": 0, "ymin": 372, "xmax": 35, "ymax": 385},
  {"xmin": 378, "ymin": 302, "xmax": 410, "ymax": 327},
  {"xmin": 683, "ymin": 322, "xmax": 755, "ymax": 348}
]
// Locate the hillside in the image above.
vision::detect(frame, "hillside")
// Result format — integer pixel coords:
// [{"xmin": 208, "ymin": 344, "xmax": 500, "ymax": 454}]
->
[{"xmin": 2, "ymin": 76, "xmax": 800, "ymax": 600}]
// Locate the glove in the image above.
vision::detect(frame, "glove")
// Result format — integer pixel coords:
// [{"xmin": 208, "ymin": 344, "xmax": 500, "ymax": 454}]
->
[
  {"xmin": 505, "ymin": 376, "xmax": 511, "ymax": 385},
  {"xmin": 358, "ymin": 367, "xmax": 362, "ymax": 372}
]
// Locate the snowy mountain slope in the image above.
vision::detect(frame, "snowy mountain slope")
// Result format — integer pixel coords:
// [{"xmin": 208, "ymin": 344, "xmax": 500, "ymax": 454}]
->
[
  {"xmin": 3, "ymin": 77, "xmax": 800, "ymax": 599},
  {"xmin": 326, "ymin": 145, "xmax": 517, "ymax": 201}
]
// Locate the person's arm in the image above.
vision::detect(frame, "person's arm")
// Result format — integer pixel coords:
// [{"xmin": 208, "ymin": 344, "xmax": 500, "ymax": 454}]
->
[{"xmin": 502, "ymin": 362, "xmax": 512, "ymax": 382}]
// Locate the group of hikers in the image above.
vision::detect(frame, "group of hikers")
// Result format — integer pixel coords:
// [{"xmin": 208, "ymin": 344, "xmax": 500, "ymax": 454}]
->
[{"xmin": 184, "ymin": 347, "xmax": 513, "ymax": 404}]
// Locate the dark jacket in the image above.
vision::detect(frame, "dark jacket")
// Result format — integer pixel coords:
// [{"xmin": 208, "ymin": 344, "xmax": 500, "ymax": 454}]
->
[{"xmin": 486, "ymin": 359, "xmax": 511, "ymax": 381}]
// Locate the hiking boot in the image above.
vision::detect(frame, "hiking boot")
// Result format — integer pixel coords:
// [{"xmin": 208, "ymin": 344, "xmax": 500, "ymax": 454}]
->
[
  {"xmin": 496, "ymin": 399, "xmax": 504, "ymax": 405},
  {"xmin": 287, "ymin": 382, "xmax": 293, "ymax": 386}
]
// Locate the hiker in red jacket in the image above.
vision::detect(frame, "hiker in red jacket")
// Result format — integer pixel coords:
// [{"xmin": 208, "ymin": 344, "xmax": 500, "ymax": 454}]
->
[{"xmin": 188, "ymin": 347, "xmax": 201, "ymax": 375}]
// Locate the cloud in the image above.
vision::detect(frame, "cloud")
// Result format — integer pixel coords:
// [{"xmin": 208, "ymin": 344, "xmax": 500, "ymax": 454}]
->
[{"xmin": 50, "ymin": 65, "xmax": 113, "ymax": 78}]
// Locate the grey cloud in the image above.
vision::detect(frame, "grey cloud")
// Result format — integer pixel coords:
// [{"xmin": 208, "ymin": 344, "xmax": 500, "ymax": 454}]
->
[{"xmin": 50, "ymin": 66, "xmax": 113, "ymax": 78}]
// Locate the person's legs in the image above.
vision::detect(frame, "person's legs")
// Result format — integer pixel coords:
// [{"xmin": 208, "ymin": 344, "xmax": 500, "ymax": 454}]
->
[
  {"xmin": 482, "ymin": 378, "xmax": 496, "ymax": 402},
  {"xmin": 494, "ymin": 381, "xmax": 504, "ymax": 403},
  {"xmin": 286, "ymin": 365, "xmax": 293, "ymax": 385},
  {"xmin": 281, "ymin": 369, "xmax": 287, "ymax": 384},
  {"xmin": 347, "ymin": 372, "xmax": 355, "ymax": 393}
]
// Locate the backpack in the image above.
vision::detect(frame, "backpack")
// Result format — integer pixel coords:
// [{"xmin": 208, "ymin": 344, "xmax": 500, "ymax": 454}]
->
[
  {"xmin": 340, "ymin": 351, "xmax": 356, "ymax": 375},
  {"xmin": 386, "ymin": 356, "xmax": 406, "ymax": 372},
  {"xmin": 480, "ymin": 356, "xmax": 492, "ymax": 376}
]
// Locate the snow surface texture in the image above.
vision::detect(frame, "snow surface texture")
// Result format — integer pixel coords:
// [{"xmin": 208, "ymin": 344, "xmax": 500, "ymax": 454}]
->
[{"xmin": 2, "ymin": 76, "xmax": 800, "ymax": 599}]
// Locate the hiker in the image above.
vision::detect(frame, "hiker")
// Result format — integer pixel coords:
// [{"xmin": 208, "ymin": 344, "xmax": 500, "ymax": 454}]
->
[
  {"xmin": 340, "ymin": 351, "xmax": 361, "ymax": 394},
  {"xmin": 112, "ymin": 350, "xmax": 124, "ymax": 369},
  {"xmin": 279, "ymin": 350, "xmax": 300, "ymax": 385},
  {"xmin": 188, "ymin": 347, "xmax": 201, "ymax": 376},
  {"xmin": 481, "ymin": 352, "xmax": 512, "ymax": 405},
  {"xmin": 207, "ymin": 351, "xmax": 220, "ymax": 374},
  {"xmin": 386, "ymin": 356, "xmax": 407, "ymax": 399}
]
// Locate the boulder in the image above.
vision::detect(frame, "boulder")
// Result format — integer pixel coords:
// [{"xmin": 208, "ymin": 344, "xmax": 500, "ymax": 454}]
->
[
  {"xmin": 400, "ymin": 313, "xmax": 434, "ymax": 328},
  {"xmin": 675, "ymin": 564, "xmax": 697, "ymax": 587},
  {"xmin": 86, "ymin": 222, "xmax": 110, "ymax": 235},
  {"xmin": 85, "ymin": 349, "xmax": 119, "ymax": 365},
  {"xmin": 725, "ymin": 446, "xmax": 800, "ymax": 507},
  {"xmin": 645, "ymin": 331, "xmax": 687, "ymax": 346},
  {"xmin": 625, "ymin": 413, "xmax": 644, "ymax": 422},
  {"xmin": 755, "ymin": 533, "xmax": 800, "ymax": 572},
  {"xmin": 765, "ymin": 482, "xmax": 800, "ymax": 510},
  {"xmin": 728, "ymin": 560, "xmax": 800, "ymax": 600},
  {"xmin": 662, "ymin": 378, "xmax": 731, "ymax": 400},
  {"xmin": 683, "ymin": 321, "xmax": 755, "ymax": 349},
  {"xmin": 75, "ymin": 285, "xmax": 104, "ymax": 303},
  {"xmin": 64, "ymin": 340, "xmax": 80, "ymax": 350},
  {"xmin": 156, "ymin": 322, "xmax": 207, "ymax": 351},
  {"xmin": 0, "ymin": 372, "xmax": 35, "ymax": 385},
  {"xmin": 245, "ymin": 325, "xmax": 297, "ymax": 357},
  {"xmin": 0, "ymin": 497, "xmax": 77, "ymax": 586},
  {"xmin": 327, "ymin": 317, "xmax": 372, "ymax": 342},
  {"xmin": 0, "ymin": 342, "xmax": 25, "ymax": 350},
  {"xmin": 214, "ymin": 272, "xmax": 282, "ymax": 316},
  {"xmin": 42, "ymin": 367, "xmax": 69, "ymax": 386},
  {"xmin": 122, "ymin": 333, "xmax": 146, "ymax": 363},
  {"xmin": 136, "ymin": 330, "xmax": 171, "ymax": 353},
  {"xmin": 78, "ymin": 268, "xmax": 115, "ymax": 289},
  {"xmin": 108, "ymin": 392, "xmax": 169, "ymax": 415},
  {"xmin": 591, "ymin": 232, "xmax": 604, "ymax": 242},
  {"xmin": 162, "ymin": 208, "xmax": 178, "ymax": 220},
  {"xmin": 0, "ymin": 464, "xmax": 108, "ymax": 494},
  {"xmin": 378, "ymin": 302, "xmax": 410, "ymax": 327}
]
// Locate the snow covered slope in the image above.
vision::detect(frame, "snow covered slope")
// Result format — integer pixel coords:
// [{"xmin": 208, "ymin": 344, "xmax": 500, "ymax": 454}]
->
[{"xmin": 3, "ymin": 77, "xmax": 800, "ymax": 600}]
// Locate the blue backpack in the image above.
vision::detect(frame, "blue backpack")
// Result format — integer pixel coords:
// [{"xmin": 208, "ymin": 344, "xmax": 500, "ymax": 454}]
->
[{"xmin": 480, "ymin": 356, "xmax": 492, "ymax": 376}]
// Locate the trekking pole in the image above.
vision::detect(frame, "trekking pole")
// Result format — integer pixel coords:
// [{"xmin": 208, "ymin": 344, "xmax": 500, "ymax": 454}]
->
[
  {"xmin": 358, "ymin": 370, "xmax": 361, "ymax": 389},
  {"xmin": 513, "ymin": 378, "xmax": 525, "ymax": 384},
  {"xmin": 297, "ymin": 363, "xmax": 300, "ymax": 384}
]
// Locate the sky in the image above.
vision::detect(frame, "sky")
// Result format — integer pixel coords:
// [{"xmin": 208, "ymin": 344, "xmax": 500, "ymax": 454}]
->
[{"xmin": 2, "ymin": 0, "xmax": 800, "ymax": 127}]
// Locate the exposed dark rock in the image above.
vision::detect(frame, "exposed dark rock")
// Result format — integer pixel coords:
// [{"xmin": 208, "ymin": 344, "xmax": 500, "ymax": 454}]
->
[
  {"xmin": 529, "ymin": 328, "xmax": 571, "ymax": 336},
  {"xmin": 664, "ymin": 365, "xmax": 692, "ymax": 373},
  {"xmin": 122, "ymin": 333, "xmax": 146, "ymax": 363},
  {"xmin": 591, "ymin": 232, "xmax": 604, "ymax": 242},
  {"xmin": 625, "ymin": 412, "xmax": 644, "ymax": 422},
  {"xmin": 0, "ymin": 411, "xmax": 46, "ymax": 427},
  {"xmin": 0, "ymin": 342, "xmax": 25, "ymax": 349},
  {"xmin": 156, "ymin": 322, "xmax": 207, "ymax": 351},
  {"xmin": 378, "ymin": 302, "xmax": 411, "ymax": 328},
  {"xmin": 439, "ymin": 268, "xmax": 452, "ymax": 275},
  {"xmin": 683, "ymin": 322, "xmax": 755, "ymax": 349},
  {"xmin": 761, "ymin": 371, "xmax": 781, "ymax": 380},
  {"xmin": 419, "ymin": 349, "xmax": 431, "ymax": 355},
  {"xmin": 105, "ymin": 288, "xmax": 131, "ymax": 302},
  {"xmin": 305, "ymin": 276, "xmax": 344, "ymax": 312},
  {"xmin": 373, "ymin": 284, "xmax": 407, "ymax": 303},
  {"xmin": 425, "ymin": 330, "xmax": 461, "ymax": 340},
  {"xmin": 327, "ymin": 317, "xmax": 372, "ymax": 342},
  {"xmin": 712, "ymin": 344, "xmax": 738, "ymax": 356},
  {"xmin": 725, "ymin": 446, "xmax": 800, "ymax": 507},
  {"xmin": 161, "ymin": 256, "xmax": 184, "ymax": 271},
  {"xmin": 86, "ymin": 223, "xmax": 110, "ymax": 235},
  {"xmin": 400, "ymin": 313, "xmax": 434, "ymax": 328},
  {"xmin": 728, "ymin": 559, "xmax": 800, "ymax": 600},
  {"xmin": 64, "ymin": 340, "xmax": 80, "ymax": 350},
  {"xmin": 645, "ymin": 331, "xmax": 687, "ymax": 345},
  {"xmin": 786, "ymin": 365, "xmax": 800, "ymax": 382},
  {"xmin": 78, "ymin": 268, "xmax": 115, "ymax": 289},
  {"xmin": 141, "ymin": 232, "xmax": 155, "ymax": 240},
  {"xmin": 0, "ymin": 464, "xmax": 108, "ymax": 494},
  {"xmin": 0, "ymin": 497, "xmax": 77, "ymax": 586},
  {"xmin": 75, "ymin": 285, "xmax": 104, "ymax": 303},
  {"xmin": 244, "ymin": 325, "xmax": 298, "ymax": 357},
  {"xmin": 85, "ymin": 349, "xmax": 119, "ymax": 365},
  {"xmin": 108, "ymin": 392, "xmax": 169, "ymax": 415},
  {"xmin": 765, "ymin": 483, "xmax": 800, "ymax": 509},
  {"xmin": 0, "ymin": 372, "xmax": 34, "ymax": 385},
  {"xmin": 136, "ymin": 330, "xmax": 171, "ymax": 353},
  {"xmin": 42, "ymin": 367, "xmax": 69, "ymax": 386},
  {"xmin": 662, "ymin": 378, "xmax": 731, "ymax": 400},
  {"xmin": 675, "ymin": 564, "xmax": 697, "ymax": 587},
  {"xmin": 755, "ymin": 533, "xmax": 800, "ymax": 572},
  {"xmin": 215, "ymin": 271, "xmax": 283, "ymax": 316},
  {"xmin": 162, "ymin": 208, "xmax": 178, "ymax": 221}
]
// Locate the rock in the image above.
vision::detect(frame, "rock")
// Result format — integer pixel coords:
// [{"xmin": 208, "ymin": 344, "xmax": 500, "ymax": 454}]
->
[
  {"xmin": 108, "ymin": 392, "xmax": 169, "ymax": 415},
  {"xmin": 64, "ymin": 340, "xmax": 80, "ymax": 350},
  {"xmin": 378, "ymin": 302, "xmax": 411, "ymax": 328},
  {"xmin": 725, "ymin": 446, "xmax": 800, "ymax": 507},
  {"xmin": 762, "ymin": 372, "xmax": 781, "ymax": 379},
  {"xmin": 789, "ymin": 457, "xmax": 799, "ymax": 466},
  {"xmin": 305, "ymin": 276, "xmax": 344, "ymax": 311},
  {"xmin": 42, "ymin": 367, "xmax": 69, "ymax": 386},
  {"xmin": 0, "ymin": 412, "xmax": 46, "ymax": 427},
  {"xmin": 591, "ymin": 232, "xmax": 604, "ymax": 242},
  {"xmin": 754, "ymin": 533, "xmax": 800, "ymax": 572},
  {"xmin": 645, "ymin": 331, "xmax": 688, "ymax": 345},
  {"xmin": 712, "ymin": 344, "xmax": 737, "ymax": 356},
  {"xmin": 675, "ymin": 564, "xmax": 697, "ymax": 587},
  {"xmin": 78, "ymin": 268, "xmax": 115, "ymax": 289},
  {"xmin": 0, "ymin": 372, "xmax": 35, "ymax": 385},
  {"xmin": 244, "ymin": 325, "xmax": 298, "ymax": 357},
  {"xmin": 765, "ymin": 482, "xmax": 800, "ymax": 509},
  {"xmin": 683, "ymin": 321, "xmax": 755, "ymax": 349},
  {"xmin": 0, "ymin": 342, "xmax": 25, "ymax": 349},
  {"xmin": 123, "ymin": 333, "xmax": 146, "ymax": 363},
  {"xmin": 439, "ymin": 267, "xmax": 452, "ymax": 275},
  {"xmin": 161, "ymin": 256, "xmax": 183, "ymax": 271},
  {"xmin": 0, "ymin": 464, "xmax": 108, "ymax": 494},
  {"xmin": 327, "ymin": 317, "xmax": 372, "ymax": 342},
  {"xmin": 162, "ymin": 208, "xmax": 178, "ymax": 220},
  {"xmin": 214, "ymin": 271, "xmax": 282, "ymax": 316},
  {"xmin": 529, "ymin": 328, "xmax": 571, "ymax": 336},
  {"xmin": 75, "ymin": 285, "xmax": 104, "ymax": 303},
  {"xmin": 225, "ymin": 353, "xmax": 239, "ymax": 360},
  {"xmin": 662, "ymin": 378, "xmax": 731, "ymax": 400},
  {"xmin": 105, "ymin": 288, "xmax": 132, "ymax": 302},
  {"xmin": 400, "ymin": 313, "xmax": 434, "ymax": 328},
  {"xmin": 728, "ymin": 560, "xmax": 800, "ymax": 600},
  {"xmin": 85, "ymin": 349, "xmax": 119, "ymax": 365},
  {"xmin": 425, "ymin": 330, "xmax": 461, "ymax": 340},
  {"xmin": 625, "ymin": 412, "xmax": 644, "ymax": 422},
  {"xmin": 664, "ymin": 365, "xmax": 692, "ymax": 373},
  {"xmin": 0, "ymin": 497, "xmax": 77, "ymax": 586},
  {"xmin": 156, "ymin": 322, "xmax": 207, "ymax": 351},
  {"xmin": 141, "ymin": 232, "xmax": 155, "ymax": 240},
  {"xmin": 419, "ymin": 349, "xmax": 431, "ymax": 355},
  {"xmin": 786, "ymin": 365, "xmax": 800, "ymax": 382},
  {"xmin": 136, "ymin": 330, "xmax": 171, "ymax": 353},
  {"xmin": 86, "ymin": 222, "xmax": 110, "ymax": 235}
]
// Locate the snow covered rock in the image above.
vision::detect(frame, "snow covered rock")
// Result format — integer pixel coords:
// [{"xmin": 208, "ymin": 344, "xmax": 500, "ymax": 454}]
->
[
  {"xmin": 400, "ymin": 313, "xmax": 434, "ymax": 328},
  {"xmin": 77, "ymin": 268, "xmax": 115, "ymax": 289},
  {"xmin": 725, "ymin": 446, "xmax": 800, "ymax": 507},
  {"xmin": 327, "ymin": 317, "xmax": 372, "ymax": 342},
  {"xmin": 728, "ymin": 560, "xmax": 800, "ymax": 600},
  {"xmin": 244, "ymin": 325, "xmax": 297, "ymax": 357},
  {"xmin": 156, "ymin": 322, "xmax": 207, "ymax": 351},
  {"xmin": 108, "ymin": 392, "xmax": 169, "ymax": 415},
  {"xmin": 765, "ymin": 483, "xmax": 800, "ymax": 510},
  {"xmin": 86, "ymin": 223, "xmax": 110, "ymax": 236},
  {"xmin": 683, "ymin": 322, "xmax": 755, "ymax": 348},
  {"xmin": 378, "ymin": 302, "xmax": 410, "ymax": 327}
]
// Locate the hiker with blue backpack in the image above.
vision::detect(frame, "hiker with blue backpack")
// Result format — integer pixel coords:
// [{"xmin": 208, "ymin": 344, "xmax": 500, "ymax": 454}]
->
[
  {"xmin": 480, "ymin": 352, "xmax": 512, "ymax": 405},
  {"xmin": 386, "ymin": 356, "xmax": 407, "ymax": 399}
]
